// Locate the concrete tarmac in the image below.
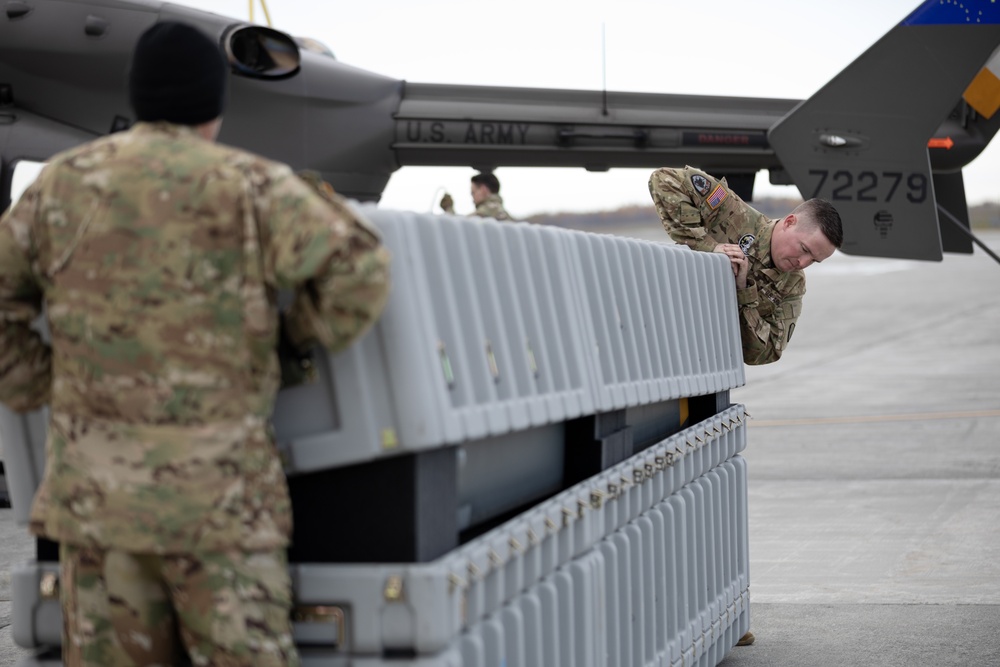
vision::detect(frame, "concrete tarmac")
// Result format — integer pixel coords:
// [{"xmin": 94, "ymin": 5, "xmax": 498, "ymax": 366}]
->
[
  {"xmin": 1, "ymin": 229, "xmax": 998, "ymax": 666},
  {"xmin": 717, "ymin": 229, "xmax": 1000, "ymax": 666}
]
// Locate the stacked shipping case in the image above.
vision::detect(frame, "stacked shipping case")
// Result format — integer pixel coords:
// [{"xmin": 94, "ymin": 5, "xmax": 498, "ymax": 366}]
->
[{"xmin": 4, "ymin": 206, "xmax": 749, "ymax": 666}]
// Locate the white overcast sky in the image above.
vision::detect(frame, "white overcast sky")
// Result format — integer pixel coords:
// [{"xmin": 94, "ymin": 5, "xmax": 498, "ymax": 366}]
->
[{"xmin": 83, "ymin": 1, "xmax": 1000, "ymax": 215}]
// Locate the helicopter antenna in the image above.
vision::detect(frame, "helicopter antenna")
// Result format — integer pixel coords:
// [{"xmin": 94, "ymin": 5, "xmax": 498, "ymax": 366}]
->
[
  {"xmin": 248, "ymin": 0, "xmax": 273, "ymax": 26},
  {"xmin": 601, "ymin": 23, "xmax": 608, "ymax": 117}
]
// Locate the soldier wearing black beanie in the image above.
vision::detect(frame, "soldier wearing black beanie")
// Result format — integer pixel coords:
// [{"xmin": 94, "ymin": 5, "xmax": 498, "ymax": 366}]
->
[
  {"xmin": 0, "ymin": 8, "xmax": 396, "ymax": 665},
  {"xmin": 0, "ymin": 12, "xmax": 390, "ymax": 667},
  {"xmin": 128, "ymin": 21, "xmax": 228, "ymax": 125}
]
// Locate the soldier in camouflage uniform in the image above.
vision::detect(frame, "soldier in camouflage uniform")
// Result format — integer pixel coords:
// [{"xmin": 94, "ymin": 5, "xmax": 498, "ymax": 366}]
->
[
  {"xmin": 0, "ymin": 22, "xmax": 390, "ymax": 666},
  {"xmin": 649, "ymin": 166, "xmax": 842, "ymax": 365},
  {"xmin": 440, "ymin": 171, "xmax": 513, "ymax": 220}
]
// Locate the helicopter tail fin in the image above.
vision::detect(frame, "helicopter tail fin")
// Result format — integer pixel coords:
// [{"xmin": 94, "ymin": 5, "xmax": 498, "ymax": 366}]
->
[{"xmin": 768, "ymin": 1, "xmax": 1000, "ymax": 261}]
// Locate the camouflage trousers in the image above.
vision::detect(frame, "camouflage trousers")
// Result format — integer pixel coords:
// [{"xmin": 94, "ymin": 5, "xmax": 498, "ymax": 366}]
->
[{"xmin": 60, "ymin": 543, "xmax": 300, "ymax": 667}]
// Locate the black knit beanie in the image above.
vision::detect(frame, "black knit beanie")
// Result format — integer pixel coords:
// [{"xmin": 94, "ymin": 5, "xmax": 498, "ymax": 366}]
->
[{"xmin": 128, "ymin": 22, "xmax": 228, "ymax": 125}]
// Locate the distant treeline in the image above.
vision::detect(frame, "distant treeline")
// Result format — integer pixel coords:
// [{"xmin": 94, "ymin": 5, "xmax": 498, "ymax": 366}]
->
[
  {"xmin": 970, "ymin": 202, "xmax": 1000, "ymax": 228},
  {"xmin": 527, "ymin": 198, "xmax": 1000, "ymax": 230}
]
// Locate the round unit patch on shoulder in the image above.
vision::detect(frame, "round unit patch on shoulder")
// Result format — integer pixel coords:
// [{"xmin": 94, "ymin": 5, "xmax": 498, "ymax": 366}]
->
[
  {"xmin": 738, "ymin": 233, "xmax": 756, "ymax": 256},
  {"xmin": 691, "ymin": 173, "xmax": 711, "ymax": 196}
]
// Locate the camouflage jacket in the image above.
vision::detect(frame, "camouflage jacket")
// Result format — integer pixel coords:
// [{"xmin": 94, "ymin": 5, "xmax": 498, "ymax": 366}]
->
[
  {"xmin": 0, "ymin": 122, "xmax": 390, "ymax": 553},
  {"xmin": 475, "ymin": 194, "xmax": 512, "ymax": 221},
  {"xmin": 439, "ymin": 193, "xmax": 512, "ymax": 221},
  {"xmin": 648, "ymin": 166, "xmax": 804, "ymax": 365}
]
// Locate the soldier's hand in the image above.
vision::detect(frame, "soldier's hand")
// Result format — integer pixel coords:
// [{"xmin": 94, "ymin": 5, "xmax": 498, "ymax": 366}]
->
[
  {"xmin": 714, "ymin": 243, "xmax": 749, "ymax": 289},
  {"xmin": 440, "ymin": 193, "xmax": 454, "ymax": 213},
  {"xmin": 732, "ymin": 254, "xmax": 749, "ymax": 290}
]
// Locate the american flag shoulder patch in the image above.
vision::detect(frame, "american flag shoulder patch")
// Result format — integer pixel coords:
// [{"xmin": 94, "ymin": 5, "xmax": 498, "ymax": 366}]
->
[{"xmin": 706, "ymin": 184, "xmax": 728, "ymax": 209}]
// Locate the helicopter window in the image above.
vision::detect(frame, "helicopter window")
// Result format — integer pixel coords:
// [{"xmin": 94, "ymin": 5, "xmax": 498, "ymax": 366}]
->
[{"xmin": 224, "ymin": 25, "xmax": 301, "ymax": 80}]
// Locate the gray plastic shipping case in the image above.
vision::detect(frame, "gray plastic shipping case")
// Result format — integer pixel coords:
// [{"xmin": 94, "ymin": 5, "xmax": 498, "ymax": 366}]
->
[
  {"xmin": 272, "ymin": 204, "xmax": 743, "ymax": 475},
  {"xmin": 6, "ymin": 206, "xmax": 750, "ymax": 667},
  {"xmin": 285, "ymin": 407, "xmax": 750, "ymax": 667}
]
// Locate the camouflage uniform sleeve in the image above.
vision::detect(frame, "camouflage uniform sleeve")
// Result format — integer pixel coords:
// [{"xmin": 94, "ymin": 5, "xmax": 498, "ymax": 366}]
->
[
  {"xmin": 262, "ymin": 169, "xmax": 391, "ymax": 355},
  {"xmin": 0, "ymin": 183, "xmax": 52, "ymax": 411},
  {"xmin": 648, "ymin": 166, "xmax": 725, "ymax": 252},
  {"xmin": 475, "ymin": 196, "xmax": 512, "ymax": 221},
  {"xmin": 737, "ymin": 280, "xmax": 803, "ymax": 365}
]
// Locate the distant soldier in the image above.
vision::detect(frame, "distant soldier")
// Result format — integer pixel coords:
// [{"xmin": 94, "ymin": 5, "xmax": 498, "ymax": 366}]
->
[
  {"xmin": 440, "ymin": 171, "xmax": 513, "ymax": 221},
  {"xmin": 649, "ymin": 165, "xmax": 842, "ymax": 366},
  {"xmin": 0, "ymin": 21, "xmax": 390, "ymax": 666}
]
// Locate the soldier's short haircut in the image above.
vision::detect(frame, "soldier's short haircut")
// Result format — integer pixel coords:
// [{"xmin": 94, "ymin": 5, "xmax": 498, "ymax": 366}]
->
[
  {"xmin": 471, "ymin": 172, "xmax": 501, "ymax": 194},
  {"xmin": 793, "ymin": 198, "xmax": 843, "ymax": 248}
]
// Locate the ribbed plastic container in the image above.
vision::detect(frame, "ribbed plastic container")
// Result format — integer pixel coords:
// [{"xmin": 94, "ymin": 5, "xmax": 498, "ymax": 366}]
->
[{"xmin": 7, "ymin": 207, "xmax": 749, "ymax": 667}]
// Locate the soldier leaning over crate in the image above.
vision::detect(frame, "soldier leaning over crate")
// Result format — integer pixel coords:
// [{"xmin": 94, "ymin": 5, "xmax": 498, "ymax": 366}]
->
[
  {"xmin": 649, "ymin": 166, "xmax": 843, "ymax": 366},
  {"xmin": 0, "ymin": 21, "xmax": 390, "ymax": 667}
]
